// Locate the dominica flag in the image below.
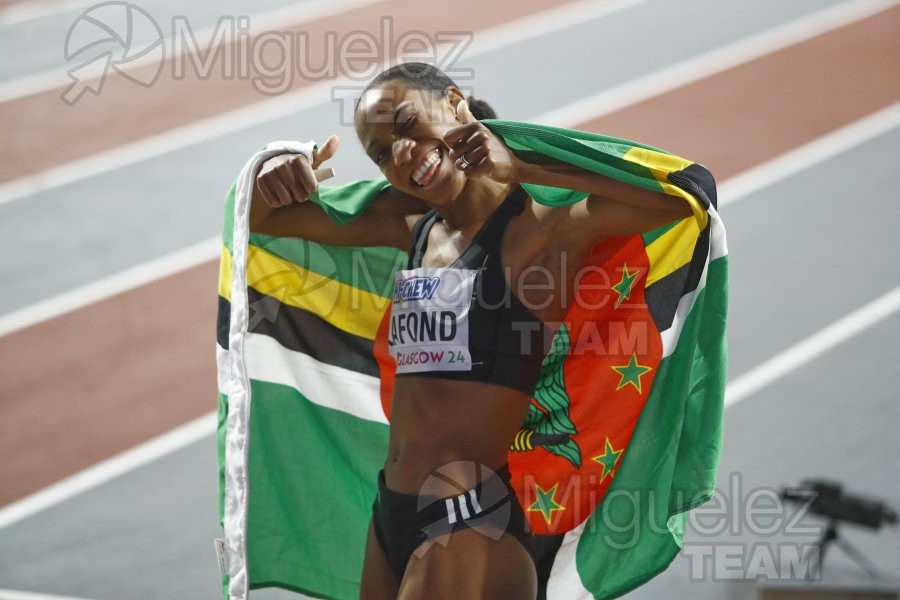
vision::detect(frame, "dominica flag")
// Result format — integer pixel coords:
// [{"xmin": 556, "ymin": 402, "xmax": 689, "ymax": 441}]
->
[{"xmin": 216, "ymin": 121, "xmax": 728, "ymax": 599}]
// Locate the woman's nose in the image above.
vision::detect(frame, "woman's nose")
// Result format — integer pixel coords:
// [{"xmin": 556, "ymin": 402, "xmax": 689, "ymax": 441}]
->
[{"xmin": 392, "ymin": 138, "xmax": 415, "ymax": 165}]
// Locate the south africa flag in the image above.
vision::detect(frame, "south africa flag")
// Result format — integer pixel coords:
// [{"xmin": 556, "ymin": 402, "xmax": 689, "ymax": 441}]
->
[{"xmin": 216, "ymin": 122, "xmax": 727, "ymax": 599}]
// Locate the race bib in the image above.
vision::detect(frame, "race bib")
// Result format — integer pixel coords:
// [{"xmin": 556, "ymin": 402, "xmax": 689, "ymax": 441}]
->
[{"xmin": 389, "ymin": 267, "xmax": 477, "ymax": 373}]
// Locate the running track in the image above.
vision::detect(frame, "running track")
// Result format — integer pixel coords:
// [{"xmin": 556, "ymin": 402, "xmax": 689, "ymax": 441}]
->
[{"xmin": 1, "ymin": 0, "xmax": 899, "ymax": 598}]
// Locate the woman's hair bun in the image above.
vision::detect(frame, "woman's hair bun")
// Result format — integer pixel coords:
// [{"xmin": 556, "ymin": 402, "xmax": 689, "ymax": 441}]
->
[{"xmin": 466, "ymin": 97, "xmax": 497, "ymax": 120}]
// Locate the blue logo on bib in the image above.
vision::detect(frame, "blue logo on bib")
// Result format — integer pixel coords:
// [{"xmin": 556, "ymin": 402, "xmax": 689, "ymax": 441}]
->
[{"xmin": 394, "ymin": 276, "xmax": 441, "ymax": 302}]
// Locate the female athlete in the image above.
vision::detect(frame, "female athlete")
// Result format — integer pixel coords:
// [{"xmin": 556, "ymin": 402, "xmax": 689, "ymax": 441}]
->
[{"xmin": 250, "ymin": 62, "xmax": 692, "ymax": 599}]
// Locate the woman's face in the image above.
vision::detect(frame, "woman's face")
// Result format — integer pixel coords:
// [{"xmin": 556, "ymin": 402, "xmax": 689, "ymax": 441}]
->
[{"xmin": 355, "ymin": 80, "xmax": 466, "ymax": 205}]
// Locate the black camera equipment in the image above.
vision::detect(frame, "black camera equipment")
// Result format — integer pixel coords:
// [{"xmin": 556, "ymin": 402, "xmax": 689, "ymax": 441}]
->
[{"xmin": 781, "ymin": 479, "xmax": 897, "ymax": 580}]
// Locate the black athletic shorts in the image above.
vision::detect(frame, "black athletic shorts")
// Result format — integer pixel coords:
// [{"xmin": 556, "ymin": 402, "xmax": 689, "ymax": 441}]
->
[{"xmin": 371, "ymin": 464, "xmax": 536, "ymax": 583}]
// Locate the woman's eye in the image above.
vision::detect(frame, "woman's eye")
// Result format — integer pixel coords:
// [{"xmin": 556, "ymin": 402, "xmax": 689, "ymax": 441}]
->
[{"xmin": 399, "ymin": 112, "xmax": 417, "ymax": 132}]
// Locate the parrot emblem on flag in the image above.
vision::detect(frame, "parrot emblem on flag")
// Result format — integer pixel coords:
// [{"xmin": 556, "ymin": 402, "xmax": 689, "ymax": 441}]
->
[{"xmin": 511, "ymin": 324, "xmax": 582, "ymax": 468}]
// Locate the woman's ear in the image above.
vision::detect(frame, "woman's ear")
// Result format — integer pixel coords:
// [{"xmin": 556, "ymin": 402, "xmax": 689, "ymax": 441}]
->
[{"xmin": 443, "ymin": 86, "xmax": 466, "ymax": 121}]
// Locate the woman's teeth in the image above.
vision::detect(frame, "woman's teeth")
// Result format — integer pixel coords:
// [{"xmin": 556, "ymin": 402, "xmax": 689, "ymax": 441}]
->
[{"xmin": 412, "ymin": 148, "xmax": 441, "ymax": 186}]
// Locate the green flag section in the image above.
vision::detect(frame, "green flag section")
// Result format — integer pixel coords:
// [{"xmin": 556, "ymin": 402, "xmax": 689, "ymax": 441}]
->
[{"xmin": 216, "ymin": 122, "xmax": 728, "ymax": 599}]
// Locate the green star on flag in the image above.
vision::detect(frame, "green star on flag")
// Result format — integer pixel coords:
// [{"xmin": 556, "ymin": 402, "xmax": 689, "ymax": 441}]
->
[
  {"xmin": 593, "ymin": 437, "xmax": 624, "ymax": 482},
  {"xmin": 612, "ymin": 353, "xmax": 653, "ymax": 393},
  {"xmin": 528, "ymin": 482, "xmax": 565, "ymax": 525},
  {"xmin": 612, "ymin": 263, "xmax": 639, "ymax": 308}
]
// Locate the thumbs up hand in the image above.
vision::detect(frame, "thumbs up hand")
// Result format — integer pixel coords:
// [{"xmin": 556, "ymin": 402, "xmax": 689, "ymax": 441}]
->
[
  {"xmin": 256, "ymin": 135, "xmax": 340, "ymax": 207},
  {"xmin": 442, "ymin": 100, "xmax": 521, "ymax": 184}
]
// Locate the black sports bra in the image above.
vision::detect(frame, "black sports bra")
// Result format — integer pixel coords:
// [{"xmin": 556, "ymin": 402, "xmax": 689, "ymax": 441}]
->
[{"xmin": 388, "ymin": 185, "xmax": 552, "ymax": 395}]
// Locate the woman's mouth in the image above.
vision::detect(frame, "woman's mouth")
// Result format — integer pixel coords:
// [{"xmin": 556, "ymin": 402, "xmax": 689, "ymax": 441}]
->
[{"xmin": 411, "ymin": 148, "xmax": 442, "ymax": 188}]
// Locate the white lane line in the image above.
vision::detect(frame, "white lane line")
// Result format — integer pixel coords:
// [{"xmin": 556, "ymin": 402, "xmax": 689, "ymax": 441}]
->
[
  {"xmin": 0, "ymin": 0, "xmax": 383, "ymax": 101},
  {"xmin": 0, "ymin": 0, "xmax": 887, "ymax": 206},
  {"xmin": 0, "ymin": 412, "xmax": 216, "ymax": 530},
  {"xmin": 719, "ymin": 101, "xmax": 900, "ymax": 205},
  {"xmin": 0, "ymin": 237, "xmax": 220, "ymax": 337},
  {"xmin": 0, "ymin": 589, "xmax": 97, "ymax": 600},
  {"xmin": 725, "ymin": 285, "xmax": 900, "ymax": 408},
  {"xmin": 1, "ymin": 97, "xmax": 898, "ymax": 530},
  {"xmin": 534, "ymin": 0, "xmax": 899, "ymax": 126}
]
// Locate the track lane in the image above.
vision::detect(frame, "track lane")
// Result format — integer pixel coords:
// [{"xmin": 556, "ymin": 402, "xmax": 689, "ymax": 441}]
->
[
  {"xmin": 0, "ymin": 0, "xmax": 589, "ymax": 182},
  {"xmin": 2, "ymin": 3, "xmax": 899, "ymax": 507},
  {"xmin": 0, "ymin": 0, "xmax": 337, "ymax": 83},
  {"xmin": 577, "ymin": 3, "xmax": 900, "ymax": 179}
]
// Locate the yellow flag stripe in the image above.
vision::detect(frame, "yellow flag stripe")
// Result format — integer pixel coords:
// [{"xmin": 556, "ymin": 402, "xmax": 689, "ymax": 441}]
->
[
  {"xmin": 218, "ymin": 246, "xmax": 388, "ymax": 341},
  {"xmin": 218, "ymin": 247, "xmax": 231, "ymax": 299},
  {"xmin": 623, "ymin": 147, "xmax": 709, "ymax": 231},
  {"xmin": 644, "ymin": 217, "xmax": 701, "ymax": 287}
]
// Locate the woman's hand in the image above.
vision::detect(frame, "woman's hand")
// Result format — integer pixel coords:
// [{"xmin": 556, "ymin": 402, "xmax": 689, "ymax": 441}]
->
[
  {"xmin": 256, "ymin": 135, "xmax": 340, "ymax": 207},
  {"xmin": 442, "ymin": 101, "xmax": 522, "ymax": 184}
]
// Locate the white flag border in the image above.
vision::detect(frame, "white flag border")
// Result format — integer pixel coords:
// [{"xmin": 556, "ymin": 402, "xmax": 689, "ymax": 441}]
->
[{"xmin": 218, "ymin": 141, "xmax": 316, "ymax": 600}]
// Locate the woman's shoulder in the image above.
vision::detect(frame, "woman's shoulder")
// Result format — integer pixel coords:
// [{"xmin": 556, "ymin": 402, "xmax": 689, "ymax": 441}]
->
[
  {"xmin": 366, "ymin": 185, "xmax": 431, "ymax": 237},
  {"xmin": 519, "ymin": 188, "xmax": 577, "ymax": 231},
  {"xmin": 371, "ymin": 185, "xmax": 431, "ymax": 215},
  {"xmin": 517, "ymin": 188, "xmax": 597, "ymax": 253}
]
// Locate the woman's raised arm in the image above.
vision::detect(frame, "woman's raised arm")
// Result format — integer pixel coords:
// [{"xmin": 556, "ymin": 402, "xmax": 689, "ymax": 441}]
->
[
  {"xmin": 441, "ymin": 105, "xmax": 694, "ymax": 239},
  {"xmin": 249, "ymin": 135, "xmax": 427, "ymax": 249},
  {"xmin": 514, "ymin": 160, "xmax": 694, "ymax": 238}
]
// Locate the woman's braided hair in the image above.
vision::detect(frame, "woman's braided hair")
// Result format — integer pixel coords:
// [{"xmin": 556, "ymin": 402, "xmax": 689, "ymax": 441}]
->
[{"xmin": 359, "ymin": 61, "xmax": 497, "ymax": 120}]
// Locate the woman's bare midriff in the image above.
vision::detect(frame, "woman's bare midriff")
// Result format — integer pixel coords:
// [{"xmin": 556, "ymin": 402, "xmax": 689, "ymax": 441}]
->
[
  {"xmin": 381, "ymin": 198, "xmax": 592, "ymax": 497},
  {"xmin": 384, "ymin": 375, "xmax": 533, "ymax": 495}
]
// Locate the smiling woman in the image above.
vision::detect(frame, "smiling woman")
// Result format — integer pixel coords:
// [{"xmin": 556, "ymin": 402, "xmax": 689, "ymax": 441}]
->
[
  {"xmin": 356, "ymin": 64, "xmax": 497, "ymax": 188},
  {"xmin": 249, "ymin": 61, "xmax": 703, "ymax": 599}
]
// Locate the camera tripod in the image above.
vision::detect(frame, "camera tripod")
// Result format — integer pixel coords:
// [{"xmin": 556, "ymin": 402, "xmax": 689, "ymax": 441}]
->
[{"xmin": 807, "ymin": 519, "xmax": 885, "ymax": 581}]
